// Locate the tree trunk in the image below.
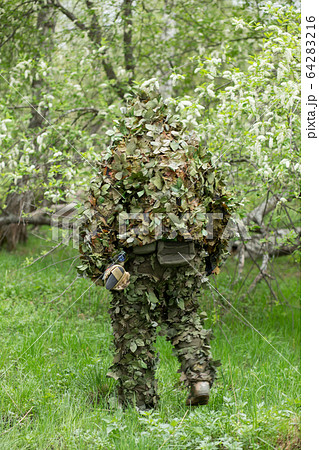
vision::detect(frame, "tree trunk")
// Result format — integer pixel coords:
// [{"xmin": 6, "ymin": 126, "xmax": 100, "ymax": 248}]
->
[{"xmin": 0, "ymin": 192, "xmax": 31, "ymax": 250}]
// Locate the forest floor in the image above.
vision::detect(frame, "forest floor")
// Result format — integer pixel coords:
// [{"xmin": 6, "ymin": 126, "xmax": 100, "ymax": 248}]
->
[{"xmin": 0, "ymin": 228, "xmax": 300, "ymax": 449}]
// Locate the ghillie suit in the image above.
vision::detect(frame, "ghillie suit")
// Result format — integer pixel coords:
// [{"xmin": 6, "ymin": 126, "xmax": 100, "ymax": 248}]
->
[{"xmin": 78, "ymin": 82, "xmax": 234, "ymax": 409}]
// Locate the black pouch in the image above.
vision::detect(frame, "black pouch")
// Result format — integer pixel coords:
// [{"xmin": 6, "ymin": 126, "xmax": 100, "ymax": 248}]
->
[
  {"xmin": 132, "ymin": 242, "xmax": 157, "ymax": 255},
  {"xmin": 157, "ymin": 240, "xmax": 195, "ymax": 266}
]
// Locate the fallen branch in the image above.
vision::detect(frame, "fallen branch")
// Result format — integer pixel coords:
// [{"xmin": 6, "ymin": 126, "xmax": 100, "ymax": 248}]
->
[
  {"xmin": 231, "ymin": 227, "xmax": 301, "ymax": 259},
  {"xmin": 0, "ymin": 202, "xmax": 79, "ymax": 227},
  {"xmin": 244, "ymin": 193, "xmax": 281, "ymax": 226},
  {"xmin": 0, "ymin": 214, "xmax": 51, "ymax": 226}
]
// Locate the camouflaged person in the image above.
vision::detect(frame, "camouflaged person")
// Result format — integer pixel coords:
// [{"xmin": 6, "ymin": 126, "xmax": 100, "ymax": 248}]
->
[{"xmin": 77, "ymin": 81, "xmax": 233, "ymax": 410}]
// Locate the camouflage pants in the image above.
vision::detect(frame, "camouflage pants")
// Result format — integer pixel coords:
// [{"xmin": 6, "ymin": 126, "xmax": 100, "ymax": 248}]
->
[{"xmin": 108, "ymin": 249, "xmax": 219, "ymax": 409}]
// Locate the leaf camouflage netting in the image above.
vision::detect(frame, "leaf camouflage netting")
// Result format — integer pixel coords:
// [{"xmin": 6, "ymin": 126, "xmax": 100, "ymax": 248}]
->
[{"xmin": 77, "ymin": 81, "xmax": 235, "ymax": 284}]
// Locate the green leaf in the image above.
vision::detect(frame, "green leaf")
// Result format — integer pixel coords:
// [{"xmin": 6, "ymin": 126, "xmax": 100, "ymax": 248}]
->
[
  {"xmin": 139, "ymin": 360, "xmax": 148, "ymax": 369},
  {"xmin": 126, "ymin": 140, "xmax": 136, "ymax": 154},
  {"xmin": 130, "ymin": 342, "xmax": 137, "ymax": 353},
  {"xmin": 177, "ymin": 298, "xmax": 185, "ymax": 310},
  {"xmin": 151, "ymin": 174, "xmax": 163, "ymax": 189},
  {"xmin": 168, "ymin": 161, "xmax": 180, "ymax": 171},
  {"xmin": 147, "ymin": 290, "xmax": 158, "ymax": 304},
  {"xmin": 170, "ymin": 141, "xmax": 179, "ymax": 151},
  {"xmin": 101, "ymin": 184, "xmax": 111, "ymax": 194}
]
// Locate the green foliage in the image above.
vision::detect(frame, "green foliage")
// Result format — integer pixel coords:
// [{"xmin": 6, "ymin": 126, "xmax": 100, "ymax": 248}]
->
[
  {"xmin": 0, "ymin": 231, "xmax": 300, "ymax": 448},
  {"xmin": 170, "ymin": 3, "xmax": 300, "ymax": 214},
  {"xmin": 0, "ymin": 0, "xmax": 300, "ymax": 220}
]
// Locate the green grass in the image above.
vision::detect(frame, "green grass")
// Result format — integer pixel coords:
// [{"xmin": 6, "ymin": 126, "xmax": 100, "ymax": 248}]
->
[{"xmin": 0, "ymin": 228, "xmax": 300, "ymax": 449}]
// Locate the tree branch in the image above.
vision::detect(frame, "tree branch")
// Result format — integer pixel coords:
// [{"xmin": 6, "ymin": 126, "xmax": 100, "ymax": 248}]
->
[
  {"xmin": 51, "ymin": 0, "xmax": 87, "ymax": 31},
  {"xmin": 0, "ymin": 215, "xmax": 52, "ymax": 226},
  {"xmin": 244, "ymin": 193, "xmax": 282, "ymax": 226},
  {"xmin": 248, "ymin": 251, "xmax": 271, "ymax": 293},
  {"xmin": 54, "ymin": 107, "xmax": 99, "ymax": 121},
  {"xmin": 52, "ymin": 0, "xmax": 126, "ymax": 98},
  {"xmin": 0, "ymin": 27, "xmax": 19, "ymax": 49}
]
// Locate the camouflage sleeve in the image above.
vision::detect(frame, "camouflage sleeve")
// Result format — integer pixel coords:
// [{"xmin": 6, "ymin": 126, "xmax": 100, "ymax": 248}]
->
[
  {"xmin": 204, "ymin": 241, "xmax": 229, "ymax": 275},
  {"xmin": 77, "ymin": 208, "xmax": 118, "ymax": 286},
  {"xmin": 202, "ymin": 168, "xmax": 233, "ymax": 274}
]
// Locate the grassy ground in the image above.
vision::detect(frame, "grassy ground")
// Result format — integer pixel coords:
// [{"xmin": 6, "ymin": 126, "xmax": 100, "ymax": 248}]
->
[{"xmin": 0, "ymin": 229, "xmax": 300, "ymax": 449}]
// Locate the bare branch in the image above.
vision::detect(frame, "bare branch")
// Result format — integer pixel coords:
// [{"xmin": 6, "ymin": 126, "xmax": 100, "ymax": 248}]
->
[
  {"xmin": 244, "ymin": 193, "xmax": 282, "ymax": 226},
  {"xmin": 0, "ymin": 203, "xmax": 77, "ymax": 228},
  {"xmin": 236, "ymin": 244, "xmax": 245, "ymax": 281},
  {"xmin": 54, "ymin": 107, "xmax": 99, "ymax": 121},
  {"xmin": 248, "ymin": 251, "xmax": 271, "ymax": 293},
  {"xmin": 51, "ymin": 0, "xmax": 87, "ymax": 31},
  {"xmin": 232, "ymin": 227, "xmax": 301, "ymax": 259},
  {"xmin": 0, "ymin": 27, "xmax": 19, "ymax": 49},
  {"xmin": 0, "ymin": 214, "xmax": 52, "ymax": 226}
]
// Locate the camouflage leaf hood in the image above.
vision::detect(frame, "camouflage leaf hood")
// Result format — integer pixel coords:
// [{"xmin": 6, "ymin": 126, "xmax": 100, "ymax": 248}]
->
[{"xmin": 78, "ymin": 83, "xmax": 234, "ymax": 283}]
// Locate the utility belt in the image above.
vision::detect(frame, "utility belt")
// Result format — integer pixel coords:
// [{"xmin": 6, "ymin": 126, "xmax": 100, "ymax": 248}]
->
[
  {"xmin": 132, "ymin": 240, "xmax": 196, "ymax": 267},
  {"xmin": 105, "ymin": 240, "xmax": 197, "ymax": 290}
]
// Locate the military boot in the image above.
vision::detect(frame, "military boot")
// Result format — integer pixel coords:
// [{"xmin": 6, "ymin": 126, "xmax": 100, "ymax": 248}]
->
[{"xmin": 186, "ymin": 381, "xmax": 210, "ymax": 406}]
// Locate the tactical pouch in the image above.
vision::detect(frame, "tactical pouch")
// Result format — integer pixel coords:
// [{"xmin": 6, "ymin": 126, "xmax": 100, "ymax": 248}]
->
[
  {"xmin": 157, "ymin": 240, "xmax": 195, "ymax": 266},
  {"xmin": 103, "ymin": 264, "xmax": 130, "ymax": 290},
  {"xmin": 132, "ymin": 242, "xmax": 157, "ymax": 255}
]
